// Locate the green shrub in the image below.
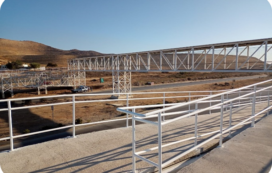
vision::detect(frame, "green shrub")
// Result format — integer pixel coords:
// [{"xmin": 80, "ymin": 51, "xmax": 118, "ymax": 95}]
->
[
  {"xmin": 30, "ymin": 63, "xmax": 40, "ymax": 68},
  {"xmin": 75, "ymin": 118, "xmax": 83, "ymax": 124}
]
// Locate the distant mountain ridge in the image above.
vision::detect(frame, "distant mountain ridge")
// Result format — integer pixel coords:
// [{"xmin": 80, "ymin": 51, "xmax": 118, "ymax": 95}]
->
[{"xmin": 0, "ymin": 38, "xmax": 103, "ymax": 67}]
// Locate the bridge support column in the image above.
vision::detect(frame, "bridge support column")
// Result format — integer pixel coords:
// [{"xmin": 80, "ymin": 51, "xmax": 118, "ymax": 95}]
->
[{"xmin": 112, "ymin": 71, "xmax": 131, "ymax": 96}]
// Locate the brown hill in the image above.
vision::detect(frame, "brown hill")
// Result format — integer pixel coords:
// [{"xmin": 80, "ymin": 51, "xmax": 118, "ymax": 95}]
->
[{"xmin": 0, "ymin": 38, "xmax": 103, "ymax": 67}]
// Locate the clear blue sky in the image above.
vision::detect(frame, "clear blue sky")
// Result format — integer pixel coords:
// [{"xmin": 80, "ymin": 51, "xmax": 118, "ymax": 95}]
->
[{"xmin": 0, "ymin": 0, "xmax": 272, "ymax": 54}]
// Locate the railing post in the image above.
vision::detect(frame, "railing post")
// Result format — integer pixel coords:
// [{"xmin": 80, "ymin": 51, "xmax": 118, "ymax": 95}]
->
[
  {"xmin": 229, "ymin": 102, "xmax": 232, "ymax": 137},
  {"xmin": 259, "ymin": 88, "xmax": 261, "ymax": 102},
  {"xmin": 158, "ymin": 112, "xmax": 162, "ymax": 173},
  {"xmin": 267, "ymin": 90, "xmax": 270, "ymax": 116},
  {"xmin": 238, "ymin": 90, "xmax": 240, "ymax": 107},
  {"xmin": 194, "ymin": 103, "xmax": 198, "ymax": 146},
  {"xmin": 163, "ymin": 93, "xmax": 165, "ymax": 121},
  {"xmin": 252, "ymin": 86, "xmax": 256, "ymax": 127},
  {"xmin": 126, "ymin": 94, "xmax": 129, "ymax": 127},
  {"xmin": 189, "ymin": 92, "xmax": 191, "ymax": 111},
  {"xmin": 8, "ymin": 100, "xmax": 14, "ymax": 151},
  {"xmin": 132, "ymin": 108, "xmax": 136, "ymax": 172},
  {"xmin": 209, "ymin": 91, "xmax": 212, "ymax": 114},
  {"xmin": 225, "ymin": 94, "xmax": 228, "ymax": 111},
  {"xmin": 219, "ymin": 95, "xmax": 224, "ymax": 147},
  {"xmin": 72, "ymin": 95, "xmax": 76, "ymax": 138}
]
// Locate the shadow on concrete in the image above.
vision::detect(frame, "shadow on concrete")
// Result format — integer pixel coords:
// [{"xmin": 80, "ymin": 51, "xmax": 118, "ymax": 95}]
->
[
  {"xmin": 27, "ymin": 104, "xmax": 268, "ymax": 173},
  {"xmin": 260, "ymin": 158, "xmax": 272, "ymax": 173}
]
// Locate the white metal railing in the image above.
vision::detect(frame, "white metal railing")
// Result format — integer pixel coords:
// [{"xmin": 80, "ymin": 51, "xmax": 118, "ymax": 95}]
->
[
  {"xmin": 0, "ymin": 89, "xmax": 241, "ymax": 151},
  {"xmin": 117, "ymin": 79, "xmax": 272, "ymax": 173}
]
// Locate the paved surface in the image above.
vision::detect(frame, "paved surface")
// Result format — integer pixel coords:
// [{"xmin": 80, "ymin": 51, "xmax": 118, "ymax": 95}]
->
[
  {"xmin": 178, "ymin": 112, "xmax": 272, "ymax": 173},
  {"xmin": 92, "ymin": 75, "xmax": 266, "ymax": 93},
  {"xmin": 0, "ymin": 103, "xmax": 269, "ymax": 173}
]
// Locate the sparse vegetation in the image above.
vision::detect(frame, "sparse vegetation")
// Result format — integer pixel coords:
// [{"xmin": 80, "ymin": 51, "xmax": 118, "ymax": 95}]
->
[
  {"xmin": 75, "ymin": 118, "xmax": 83, "ymax": 124},
  {"xmin": 5, "ymin": 60, "xmax": 22, "ymax": 69},
  {"xmin": 30, "ymin": 63, "xmax": 40, "ymax": 68},
  {"xmin": 46, "ymin": 62, "xmax": 58, "ymax": 67}
]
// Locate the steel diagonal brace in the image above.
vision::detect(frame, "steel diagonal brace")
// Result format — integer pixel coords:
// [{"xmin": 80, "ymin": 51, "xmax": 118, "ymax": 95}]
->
[
  {"xmin": 214, "ymin": 44, "xmax": 237, "ymax": 70},
  {"xmin": 176, "ymin": 54, "xmax": 187, "ymax": 70},
  {"xmin": 239, "ymin": 41, "xmax": 266, "ymax": 69},
  {"xmin": 150, "ymin": 54, "xmax": 160, "ymax": 70},
  {"xmin": 130, "ymin": 55, "xmax": 137, "ymax": 70},
  {"xmin": 194, "ymin": 47, "xmax": 213, "ymax": 70},
  {"xmin": 206, "ymin": 47, "xmax": 225, "ymax": 69},
  {"xmin": 250, "ymin": 45, "xmax": 272, "ymax": 69},
  {"xmin": 226, "ymin": 46, "xmax": 247, "ymax": 69},
  {"xmin": 139, "ymin": 55, "xmax": 148, "ymax": 70},
  {"xmin": 161, "ymin": 52, "xmax": 174, "ymax": 70},
  {"xmin": 193, "ymin": 50, "xmax": 205, "ymax": 66},
  {"xmin": 178, "ymin": 50, "xmax": 192, "ymax": 70}
]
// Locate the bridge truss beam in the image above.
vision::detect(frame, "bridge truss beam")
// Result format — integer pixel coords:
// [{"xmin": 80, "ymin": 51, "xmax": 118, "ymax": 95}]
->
[
  {"xmin": 0, "ymin": 70, "xmax": 86, "ymax": 98},
  {"xmin": 68, "ymin": 38, "xmax": 272, "ymax": 94}
]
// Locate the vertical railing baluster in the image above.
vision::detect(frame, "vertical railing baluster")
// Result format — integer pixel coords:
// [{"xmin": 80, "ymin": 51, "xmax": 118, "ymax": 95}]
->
[
  {"xmin": 194, "ymin": 103, "xmax": 198, "ymax": 146},
  {"xmin": 225, "ymin": 94, "xmax": 228, "ymax": 111},
  {"xmin": 158, "ymin": 112, "xmax": 162, "ymax": 173},
  {"xmin": 126, "ymin": 94, "xmax": 129, "ymax": 127},
  {"xmin": 132, "ymin": 108, "xmax": 136, "ymax": 172},
  {"xmin": 209, "ymin": 91, "xmax": 212, "ymax": 114},
  {"xmin": 163, "ymin": 93, "xmax": 165, "ymax": 121},
  {"xmin": 72, "ymin": 95, "xmax": 76, "ymax": 138},
  {"xmin": 238, "ymin": 90, "xmax": 240, "ymax": 107},
  {"xmin": 229, "ymin": 102, "xmax": 232, "ymax": 137},
  {"xmin": 267, "ymin": 90, "xmax": 270, "ymax": 116},
  {"xmin": 189, "ymin": 92, "xmax": 191, "ymax": 111},
  {"xmin": 252, "ymin": 86, "xmax": 256, "ymax": 127},
  {"xmin": 219, "ymin": 95, "xmax": 224, "ymax": 147},
  {"xmin": 8, "ymin": 100, "xmax": 14, "ymax": 151}
]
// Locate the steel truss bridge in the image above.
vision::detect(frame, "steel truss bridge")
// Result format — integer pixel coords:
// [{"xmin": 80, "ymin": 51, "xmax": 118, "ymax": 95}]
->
[
  {"xmin": 68, "ymin": 38, "xmax": 272, "ymax": 94},
  {"xmin": 0, "ymin": 70, "xmax": 86, "ymax": 98}
]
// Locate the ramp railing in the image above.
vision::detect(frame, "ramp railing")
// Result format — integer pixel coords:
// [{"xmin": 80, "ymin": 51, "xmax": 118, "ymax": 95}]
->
[{"xmin": 117, "ymin": 79, "xmax": 272, "ymax": 173}]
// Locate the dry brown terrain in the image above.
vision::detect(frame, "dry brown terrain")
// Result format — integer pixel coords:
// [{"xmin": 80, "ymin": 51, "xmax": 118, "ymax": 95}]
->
[{"xmin": 0, "ymin": 38, "xmax": 103, "ymax": 67}]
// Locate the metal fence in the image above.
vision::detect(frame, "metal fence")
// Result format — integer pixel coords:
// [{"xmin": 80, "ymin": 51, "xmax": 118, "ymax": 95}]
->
[
  {"xmin": 117, "ymin": 79, "xmax": 272, "ymax": 173},
  {"xmin": 0, "ymin": 89, "xmax": 235, "ymax": 151}
]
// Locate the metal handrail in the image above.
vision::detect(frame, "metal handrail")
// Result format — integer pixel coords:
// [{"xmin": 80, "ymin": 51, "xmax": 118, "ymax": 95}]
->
[{"xmin": 118, "ymin": 79, "xmax": 272, "ymax": 173}]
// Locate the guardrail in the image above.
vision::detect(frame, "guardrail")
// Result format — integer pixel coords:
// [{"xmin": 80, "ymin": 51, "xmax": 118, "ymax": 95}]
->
[
  {"xmin": 0, "ymin": 89, "xmax": 241, "ymax": 151},
  {"xmin": 117, "ymin": 79, "xmax": 272, "ymax": 173},
  {"xmin": 0, "ymin": 86, "xmax": 270, "ymax": 154}
]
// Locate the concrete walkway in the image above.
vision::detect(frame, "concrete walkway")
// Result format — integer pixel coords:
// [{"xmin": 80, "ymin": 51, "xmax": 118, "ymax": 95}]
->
[
  {"xmin": 179, "ymin": 112, "xmax": 272, "ymax": 173},
  {"xmin": 0, "ymin": 103, "xmax": 270, "ymax": 173}
]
